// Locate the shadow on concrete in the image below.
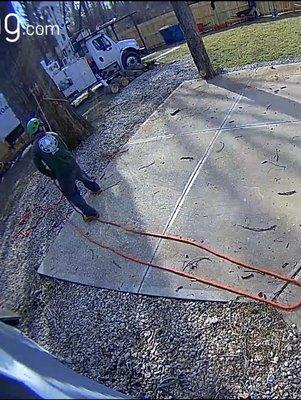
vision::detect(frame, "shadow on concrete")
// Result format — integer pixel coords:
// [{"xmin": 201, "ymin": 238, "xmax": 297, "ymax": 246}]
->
[
  {"xmin": 34, "ymin": 149, "xmax": 172, "ymax": 296},
  {"xmin": 138, "ymin": 69, "xmax": 300, "ymax": 303}
]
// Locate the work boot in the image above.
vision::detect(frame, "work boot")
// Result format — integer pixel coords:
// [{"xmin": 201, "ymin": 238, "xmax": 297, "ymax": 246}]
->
[
  {"xmin": 91, "ymin": 188, "xmax": 102, "ymax": 195},
  {"xmin": 89, "ymin": 181, "xmax": 101, "ymax": 195},
  {"xmin": 83, "ymin": 212, "xmax": 99, "ymax": 223}
]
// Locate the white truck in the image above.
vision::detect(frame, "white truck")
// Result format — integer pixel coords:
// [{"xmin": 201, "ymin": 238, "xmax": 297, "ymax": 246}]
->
[
  {"xmin": 0, "ymin": 93, "xmax": 25, "ymax": 169},
  {"xmin": 39, "ymin": 1, "xmax": 142, "ymax": 98},
  {"xmin": 76, "ymin": 31, "xmax": 141, "ymax": 81},
  {"xmin": 41, "ymin": 58, "xmax": 98, "ymax": 99},
  {"xmin": 41, "ymin": 32, "xmax": 142, "ymax": 99},
  {"xmin": 0, "ymin": 93, "xmax": 23, "ymax": 147}
]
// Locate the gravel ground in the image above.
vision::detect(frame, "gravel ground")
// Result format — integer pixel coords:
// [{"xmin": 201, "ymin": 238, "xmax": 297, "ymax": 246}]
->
[{"xmin": 1, "ymin": 58, "xmax": 300, "ymax": 399}]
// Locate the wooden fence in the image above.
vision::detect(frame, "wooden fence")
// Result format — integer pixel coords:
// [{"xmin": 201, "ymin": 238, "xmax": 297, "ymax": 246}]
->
[{"xmin": 117, "ymin": 1, "xmax": 296, "ymax": 50}]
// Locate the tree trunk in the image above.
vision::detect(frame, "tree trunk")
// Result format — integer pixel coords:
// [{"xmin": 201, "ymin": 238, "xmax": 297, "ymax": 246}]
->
[
  {"xmin": 171, "ymin": 1, "xmax": 215, "ymax": 79},
  {"xmin": 28, "ymin": 2, "xmax": 60, "ymax": 63},
  {"xmin": 82, "ymin": 1, "xmax": 95, "ymax": 31},
  {"xmin": 60, "ymin": 1, "xmax": 70, "ymax": 36},
  {"xmin": 70, "ymin": 1, "xmax": 82, "ymax": 33},
  {"xmin": 78, "ymin": 1, "xmax": 83, "ymax": 32},
  {"xmin": 96, "ymin": 2, "xmax": 107, "ymax": 26}
]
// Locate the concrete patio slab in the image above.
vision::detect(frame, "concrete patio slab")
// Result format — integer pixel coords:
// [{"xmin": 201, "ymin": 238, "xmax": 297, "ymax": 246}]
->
[
  {"xmin": 140, "ymin": 122, "xmax": 300, "ymax": 303},
  {"xmin": 39, "ymin": 63, "xmax": 301, "ymax": 316}
]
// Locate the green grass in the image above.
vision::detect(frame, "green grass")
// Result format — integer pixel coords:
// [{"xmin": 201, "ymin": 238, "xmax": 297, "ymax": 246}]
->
[{"xmin": 158, "ymin": 16, "xmax": 301, "ymax": 69}]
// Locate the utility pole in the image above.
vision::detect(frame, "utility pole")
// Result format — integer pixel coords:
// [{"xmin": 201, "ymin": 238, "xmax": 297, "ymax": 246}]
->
[{"xmin": 171, "ymin": 1, "xmax": 215, "ymax": 79}]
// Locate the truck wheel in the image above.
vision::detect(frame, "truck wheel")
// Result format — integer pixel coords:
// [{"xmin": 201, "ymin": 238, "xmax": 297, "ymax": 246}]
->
[
  {"xmin": 120, "ymin": 76, "xmax": 130, "ymax": 87},
  {"xmin": 110, "ymin": 83, "xmax": 120, "ymax": 94},
  {"xmin": 122, "ymin": 51, "xmax": 141, "ymax": 70}
]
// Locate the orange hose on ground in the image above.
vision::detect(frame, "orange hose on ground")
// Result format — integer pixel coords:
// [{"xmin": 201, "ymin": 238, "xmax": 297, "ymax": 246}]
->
[
  {"xmin": 97, "ymin": 219, "xmax": 301, "ymax": 289},
  {"xmin": 63, "ymin": 215, "xmax": 301, "ymax": 311},
  {"xmin": 14, "ymin": 200, "xmax": 301, "ymax": 311}
]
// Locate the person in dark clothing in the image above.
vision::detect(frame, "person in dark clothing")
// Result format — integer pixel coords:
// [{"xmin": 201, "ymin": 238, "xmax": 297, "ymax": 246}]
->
[{"xmin": 27, "ymin": 118, "xmax": 100, "ymax": 222}]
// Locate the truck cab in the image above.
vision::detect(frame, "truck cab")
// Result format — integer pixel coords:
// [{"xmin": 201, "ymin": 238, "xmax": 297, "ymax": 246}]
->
[{"xmin": 78, "ymin": 33, "xmax": 141, "ymax": 81}]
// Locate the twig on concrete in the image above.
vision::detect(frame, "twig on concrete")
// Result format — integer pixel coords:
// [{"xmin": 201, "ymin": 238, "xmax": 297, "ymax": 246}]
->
[
  {"xmin": 170, "ymin": 109, "xmax": 180, "ymax": 116},
  {"xmin": 104, "ymin": 173, "xmax": 113, "ymax": 180},
  {"xmin": 241, "ymin": 273, "xmax": 254, "ymax": 280},
  {"xmin": 269, "ymin": 161, "xmax": 286, "ymax": 169},
  {"xmin": 216, "ymin": 141, "xmax": 225, "ymax": 153},
  {"xmin": 98, "ymin": 171, "xmax": 106, "ymax": 181},
  {"xmin": 235, "ymin": 224, "xmax": 277, "ymax": 232},
  {"xmin": 102, "ymin": 181, "xmax": 121, "ymax": 192},
  {"xmin": 243, "ymin": 270, "xmax": 265, "ymax": 276},
  {"xmin": 138, "ymin": 161, "xmax": 155, "ymax": 170},
  {"xmin": 113, "ymin": 260, "xmax": 122, "ymax": 269},
  {"xmin": 183, "ymin": 257, "xmax": 212, "ymax": 271},
  {"xmin": 278, "ymin": 190, "xmax": 297, "ymax": 196},
  {"xmin": 263, "ymin": 159, "xmax": 286, "ymax": 171}
]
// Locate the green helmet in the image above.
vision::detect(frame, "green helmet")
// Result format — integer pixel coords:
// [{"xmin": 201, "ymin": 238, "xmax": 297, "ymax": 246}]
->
[{"xmin": 27, "ymin": 118, "xmax": 42, "ymax": 136}]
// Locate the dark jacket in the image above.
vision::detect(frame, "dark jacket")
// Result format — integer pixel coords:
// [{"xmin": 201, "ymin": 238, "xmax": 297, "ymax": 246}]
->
[{"xmin": 32, "ymin": 132, "xmax": 77, "ymax": 179}]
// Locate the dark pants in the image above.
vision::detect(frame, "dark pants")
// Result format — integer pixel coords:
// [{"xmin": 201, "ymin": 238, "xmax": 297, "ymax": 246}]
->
[{"xmin": 57, "ymin": 165, "xmax": 100, "ymax": 217}]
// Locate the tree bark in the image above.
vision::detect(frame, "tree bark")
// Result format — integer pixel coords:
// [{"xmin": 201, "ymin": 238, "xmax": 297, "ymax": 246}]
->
[
  {"xmin": 70, "ymin": 1, "xmax": 82, "ymax": 33},
  {"xmin": 82, "ymin": 1, "xmax": 95, "ymax": 31},
  {"xmin": 97, "ymin": 2, "xmax": 105, "ymax": 26},
  {"xmin": 60, "ymin": 1, "xmax": 70, "ymax": 36},
  {"xmin": 27, "ymin": 2, "xmax": 60, "ymax": 63},
  {"xmin": 171, "ymin": 1, "xmax": 215, "ymax": 79},
  {"xmin": 78, "ymin": 1, "xmax": 83, "ymax": 32}
]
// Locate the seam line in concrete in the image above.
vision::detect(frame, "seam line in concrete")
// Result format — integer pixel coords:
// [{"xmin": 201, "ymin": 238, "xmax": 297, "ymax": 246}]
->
[
  {"xmin": 272, "ymin": 258, "xmax": 301, "ymax": 302},
  {"xmin": 137, "ymin": 75, "xmax": 253, "ymax": 293},
  {"xmin": 129, "ymin": 119, "xmax": 301, "ymax": 145}
]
